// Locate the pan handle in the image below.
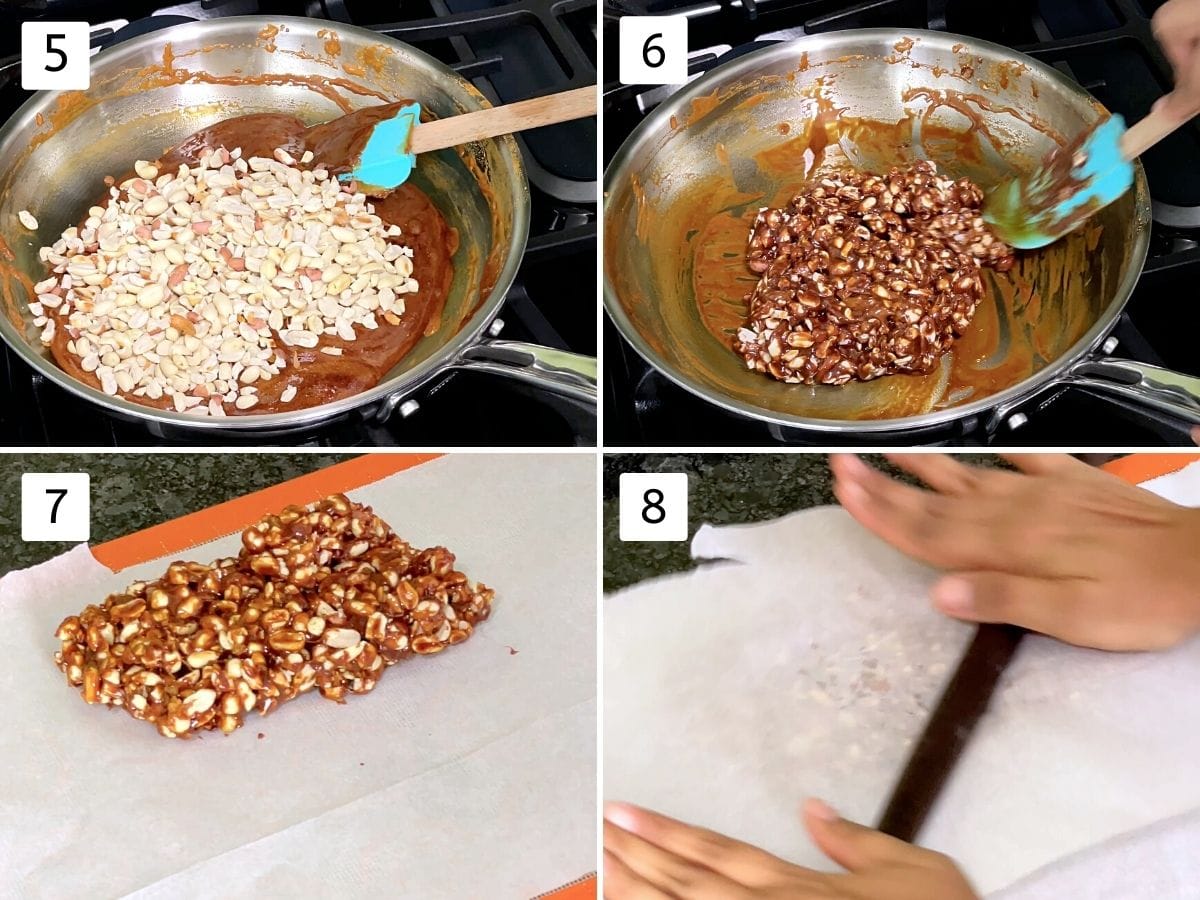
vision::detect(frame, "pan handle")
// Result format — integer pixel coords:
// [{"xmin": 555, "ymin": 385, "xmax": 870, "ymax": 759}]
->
[
  {"xmin": 452, "ymin": 339, "xmax": 597, "ymax": 405},
  {"xmin": 1064, "ymin": 357, "xmax": 1200, "ymax": 423}
]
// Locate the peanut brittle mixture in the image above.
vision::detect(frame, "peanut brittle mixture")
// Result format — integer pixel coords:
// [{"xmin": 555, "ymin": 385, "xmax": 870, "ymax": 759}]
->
[
  {"xmin": 29, "ymin": 148, "xmax": 417, "ymax": 415},
  {"xmin": 54, "ymin": 494, "xmax": 494, "ymax": 738},
  {"xmin": 734, "ymin": 160, "xmax": 1016, "ymax": 385},
  {"xmin": 22, "ymin": 103, "xmax": 457, "ymax": 417}
]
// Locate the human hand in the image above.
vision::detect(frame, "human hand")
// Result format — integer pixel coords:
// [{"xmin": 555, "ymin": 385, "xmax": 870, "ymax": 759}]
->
[
  {"xmin": 1153, "ymin": 0, "xmax": 1200, "ymax": 121},
  {"xmin": 603, "ymin": 798, "xmax": 978, "ymax": 899},
  {"xmin": 831, "ymin": 453, "xmax": 1200, "ymax": 651}
]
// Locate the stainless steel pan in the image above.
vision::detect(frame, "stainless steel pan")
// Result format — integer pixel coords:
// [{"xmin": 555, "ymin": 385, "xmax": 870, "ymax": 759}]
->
[
  {"xmin": 0, "ymin": 16, "xmax": 596, "ymax": 435},
  {"xmin": 604, "ymin": 29, "xmax": 1200, "ymax": 436}
]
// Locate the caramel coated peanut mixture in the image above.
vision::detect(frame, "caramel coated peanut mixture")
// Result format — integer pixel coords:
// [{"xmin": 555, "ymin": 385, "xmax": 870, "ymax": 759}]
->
[
  {"xmin": 735, "ymin": 160, "xmax": 1015, "ymax": 385},
  {"xmin": 26, "ymin": 146, "xmax": 417, "ymax": 415},
  {"xmin": 54, "ymin": 494, "xmax": 493, "ymax": 738}
]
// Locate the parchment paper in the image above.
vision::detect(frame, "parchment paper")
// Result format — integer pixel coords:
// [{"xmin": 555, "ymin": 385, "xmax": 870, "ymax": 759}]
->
[
  {"xmin": 605, "ymin": 461, "xmax": 1200, "ymax": 895},
  {"xmin": 0, "ymin": 453, "xmax": 596, "ymax": 900},
  {"xmin": 993, "ymin": 807, "xmax": 1200, "ymax": 899}
]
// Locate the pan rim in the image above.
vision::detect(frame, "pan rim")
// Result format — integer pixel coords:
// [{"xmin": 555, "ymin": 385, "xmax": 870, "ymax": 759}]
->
[
  {"xmin": 0, "ymin": 15, "xmax": 531, "ymax": 432},
  {"xmin": 602, "ymin": 27, "xmax": 1152, "ymax": 435}
]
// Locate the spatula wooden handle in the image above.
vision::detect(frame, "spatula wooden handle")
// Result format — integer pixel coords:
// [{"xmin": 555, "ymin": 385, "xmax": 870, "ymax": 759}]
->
[
  {"xmin": 408, "ymin": 86, "xmax": 597, "ymax": 155},
  {"xmin": 1120, "ymin": 104, "xmax": 1184, "ymax": 159}
]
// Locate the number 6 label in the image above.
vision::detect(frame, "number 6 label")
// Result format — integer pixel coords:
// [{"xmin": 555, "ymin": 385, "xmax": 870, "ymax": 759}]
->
[
  {"xmin": 618, "ymin": 16, "xmax": 688, "ymax": 86},
  {"xmin": 21, "ymin": 22, "xmax": 91, "ymax": 91},
  {"xmin": 22, "ymin": 473, "xmax": 91, "ymax": 542},
  {"xmin": 619, "ymin": 472, "xmax": 688, "ymax": 542}
]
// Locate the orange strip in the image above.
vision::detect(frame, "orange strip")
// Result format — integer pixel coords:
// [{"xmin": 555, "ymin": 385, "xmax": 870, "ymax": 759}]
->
[
  {"xmin": 1101, "ymin": 453, "xmax": 1200, "ymax": 484},
  {"xmin": 544, "ymin": 877, "xmax": 596, "ymax": 899},
  {"xmin": 92, "ymin": 453, "xmax": 441, "ymax": 571}
]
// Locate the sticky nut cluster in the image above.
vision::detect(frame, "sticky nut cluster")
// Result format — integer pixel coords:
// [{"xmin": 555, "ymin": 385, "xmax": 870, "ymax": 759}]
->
[
  {"xmin": 26, "ymin": 146, "xmax": 417, "ymax": 416},
  {"xmin": 735, "ymin": 160, "xmax": 1016, "ymax": 385},
  {"xmin": 54, "ymin": 494, "xmax": 493, "ymax": 738}
]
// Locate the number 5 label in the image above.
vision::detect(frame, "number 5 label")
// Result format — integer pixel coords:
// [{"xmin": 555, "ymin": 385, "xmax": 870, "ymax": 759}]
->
[
  {"xmin": 619, "ymin": 472, "xmax": 688, "ymax": 542},
  {"xmin": 21, "ymin": 22, "xmax": 91, "ymax": 91},
  {"xmin": 618, "ymin": 16, "xmax": 688, "ymax": 86},
  {"xmin": 22, "ymin": 473, "xmax": 90, "ymax": 542}
]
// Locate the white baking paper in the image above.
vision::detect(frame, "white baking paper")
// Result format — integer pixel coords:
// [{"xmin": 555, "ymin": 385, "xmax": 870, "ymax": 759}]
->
[
  {"xmin": 993, "ymin": 808, "xmax": 1200, "ymax": 900},
  {"xmin": 605, "ymin": 460, "xmax": 1200, "ymax": 896},
  {"xmin": 0, "ymin": 453, "xmax": 596, "ymax": 900}
]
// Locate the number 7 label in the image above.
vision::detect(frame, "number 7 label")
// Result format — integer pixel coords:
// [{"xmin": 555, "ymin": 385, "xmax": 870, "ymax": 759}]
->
[
  {"xmin": 22, "ymin": 473, "xmax": 91, "ymax": 542},
  {"xmin": 618, "ymin": 16, "xmax": 689, "ymax": 87}
]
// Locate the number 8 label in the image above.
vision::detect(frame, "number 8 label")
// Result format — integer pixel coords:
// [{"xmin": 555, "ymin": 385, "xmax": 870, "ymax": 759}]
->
[
  {"xmin": 641, "ymin": 489, "xmax": 666, "ymax": 524},
  {"xmin": 620, "ymin": 473, "xmax": 688, "ymax": 542},
  {"xmin": 618, "ymin": 16, "xmax": 688, "ymax": 86}
]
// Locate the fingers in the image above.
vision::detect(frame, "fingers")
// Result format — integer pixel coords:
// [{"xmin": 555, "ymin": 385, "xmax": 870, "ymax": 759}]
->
[
  {"xmin": 802, "ymin": 798, "xmax": 911, "ymax": 873},
  {"xmin": 934, "ymin": 570, "xmax": 1192, "ymax": 650},
  {"xmin": 881, "ymin": 453, "xmax": 979, "ymax": 494},
  {"xmin": 1154, "ymin": 1, "xmax": 1200, "ymax": 119},
  {"xmin": 998, "ymin": 453, "xmax": 1080, "ymax": 476},
  {"xmin": 1191, "ymin": 425, "xmax": 1200, "ymax": 447},
  {"xmin": 883, "ymin": 451, "xmax": 1082, "ymax": 488},
  {"xmin": 604, "ymin": 819, "xmax": 740, "ymax": 899},
  {"xmin": 936, "ymin": 568, "xmax": 1196, "ymax": 651},
  {"xmin": 832, "ymin": 455, "xmax": 997, "ymax": 570},
  {"xmin": 1157, "ymin": 33, "xmax": 1191, "ymax": 75},
  {"xmin": 930, "ymin": 572, "xmax": 1087, "ymax": 641},
  {"xmin": 1155, "ymin": 28, "xmax": 1194, "ymax": 85},
  {"xmin": 1154, "ymin": 0, "xmax": 1200, "ymax": 66},
  {"xmin": 834, "ymin": 455, "xmax": 1089, "ymax": 577},
  {"xmin": 1160, "ymin": 83, "xmax": 1200, "ymax": 122},
  {"xmin": 604, "ymin": 803, "xmax": 782, "ymax": 888},
  {"xmin": 603, "ymin": 851, "xmax": 673, "ymax": 900}
]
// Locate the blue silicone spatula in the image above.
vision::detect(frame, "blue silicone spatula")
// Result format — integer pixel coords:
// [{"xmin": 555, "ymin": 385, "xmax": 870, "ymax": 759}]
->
[
  {"xmin": 339, "ymin": 86, "xmax": 597, "ymax": 194},
  {"xmin": 983, "ymin": 105, "xmax": 1181, "ymax": 249}
]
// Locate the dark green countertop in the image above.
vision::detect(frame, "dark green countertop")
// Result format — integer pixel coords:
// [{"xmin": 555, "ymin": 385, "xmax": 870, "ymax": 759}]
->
[
  {"xmin": 602, "ymin": 453, "xmax": 1008, "ymax": 593},
  {"xmin": 0, "ymin": 454, "xmax": 352, "ymax": 577}
]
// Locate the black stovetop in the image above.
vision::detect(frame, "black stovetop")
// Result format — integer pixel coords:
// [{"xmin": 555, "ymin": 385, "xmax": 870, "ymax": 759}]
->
[
  {"xmin": 603, "ymin": 0, "xmax": 1200, "ymax": 446},
  {"xmin": 0, "ymin": 0, "xmax": 596, "ymax": 447}
]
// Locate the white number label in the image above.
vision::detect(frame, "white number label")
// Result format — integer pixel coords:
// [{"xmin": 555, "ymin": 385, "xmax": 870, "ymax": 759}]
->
[
  {"xmin": 21, "ymin": 22, "xmax": 91, "ymax": 91},
  {"xmin": 619, "ymin": 472, "xmax": 688, "ymax": 542},
  {"xmin": 22, "ymin": 473, "xmax": 90, "ymax": 542},
  {"xmin": 618, "ymin": 16, "xmax": 688, "ymax": 86}
]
